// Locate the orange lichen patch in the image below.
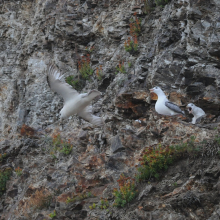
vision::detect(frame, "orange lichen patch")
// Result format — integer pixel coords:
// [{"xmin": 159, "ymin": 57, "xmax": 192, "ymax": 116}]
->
[
  {"xmin": 203, "ymin": 96, "xmax": 213, "ymax": 101},
  {"xmin": 86, "ymin": 145, "xmax": 96, "ymax": 152},
  {"xmin": 28, "ymin": 189, "xmax": 51, "ymax": 208},
  {"xmin": 17, "ymin": 188, "xmax": 52, "ymax": 217},
  {"xmin": 150, "ymin": 92, "xmax": 158, "ymax": 100},
  {"xmin": 133, "ymin": 91, "xmax": 149, "ymax": 100},
  {"xmin": 90, "ymin": 186, "xmax": 107, "ymax": 196},
  {"xmin": 207, "ymin": 114, "xmax": 215, "ymax": 119},
  {"xmin": 99, "ymin": 26, "xmax": 104, "ymax": 33},
  {"xmin": 76, "ymin": 176, "xmax": 103, "ymax": 190},
  {"xmin": 85, "ymin": 155, "xmax": 105, "ymax": 169},
  {"xmin": 0, "ymin": 85, "xmax": 7, "ymax": 93},
  {"xmin": 124, "ymin": 158, "xmax": 135, "ymax": 166},
  {"xmin": 169, "ymin": 92, "xmax": 183, "ymax": 106},
  {"xmin": 115, "ymin": 100, "xmax": 138, "ymax": 109},
  {"xmin": 57, "ymin": 192, "xmax": 73, "ymax": 203},
  {"xmin": 161, "ymin": 187, "xmax": 182, "ymax": 199},
  {"xmin": 20, "ymin": 124, "xmax": 35, "ymax": 136}
]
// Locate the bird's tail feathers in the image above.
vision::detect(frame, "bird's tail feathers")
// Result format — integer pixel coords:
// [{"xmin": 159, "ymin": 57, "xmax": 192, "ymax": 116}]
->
[{"xmin": 91, "ymin": 116, "xmax": 104, "ymax": 127}]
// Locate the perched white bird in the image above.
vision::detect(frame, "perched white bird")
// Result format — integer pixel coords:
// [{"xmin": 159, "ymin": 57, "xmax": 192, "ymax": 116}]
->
[
  {"xmin": 150, "ymin": 86, "xmax": 185, "ymax": 116},
  {"xmin": 186, "ymin": 103, "xmax": 205, "ymax": 124},
  {"xmin": 47, "ymin": 64, "xmax": 104, "ymax": 126}
]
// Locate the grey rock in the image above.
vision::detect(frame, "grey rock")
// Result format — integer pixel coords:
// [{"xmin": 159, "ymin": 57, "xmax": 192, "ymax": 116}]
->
[
  {"xmin": 138, "ymin": 184, "xmax": 154, "ymax": 200},
  {"xmin": 110, "ymin": 135, "xmax": 125, "ymax": 154}
]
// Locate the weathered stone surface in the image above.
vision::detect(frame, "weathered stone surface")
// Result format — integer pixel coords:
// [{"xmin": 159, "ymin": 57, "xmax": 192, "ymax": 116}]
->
[
  {"xmin": 138, "ymin": 184, "xmax": 154, "ymax": 200},
  {"xmin": 110, "ymin": 135, "xmax": 125, "ymax": 154},
  {"xmin": 1, "ymin": 0, "xmax": 220, "ymax": 219}
]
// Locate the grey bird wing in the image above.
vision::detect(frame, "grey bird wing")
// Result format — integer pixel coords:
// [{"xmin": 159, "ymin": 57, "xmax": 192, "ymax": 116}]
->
[
  {"xmin": 165, "ymin": 101, "xmax": 185, "ymax": 115},
  {"xmin": 78, "ymin": 105, "xmax": 104, "ymax": 127},
  {"xmin": 47, "ymin": 65, "xmax": 79, "ymax": 103}
]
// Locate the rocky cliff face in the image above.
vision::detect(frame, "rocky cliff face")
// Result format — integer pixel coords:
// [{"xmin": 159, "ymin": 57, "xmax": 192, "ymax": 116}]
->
[{"xmin": 1, "ymin": 0, "xmax": 220, "ymax": 219}]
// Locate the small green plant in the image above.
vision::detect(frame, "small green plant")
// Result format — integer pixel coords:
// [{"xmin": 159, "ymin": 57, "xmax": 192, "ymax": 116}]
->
[
  {"xmin": 59, "ymin": 144, "xmax": 73, "ymax": 155},
  {"xmin": 99, "ymin": 198, "xmax": 109, "ymax": 209},
  {"xmin": 66, "ymin": 191, "xmax": 95, "ymax": 204},
  {"xmin": 142, "ymin": 0, "xmax": 170, "ymax": 14},
  {"xmin": 66, "ymin": 54, "xmax": 93, "ymax": 90},
  {"xmin": 137, "ymin": 136, "xmax": 198, "ymax": 182},
  {"xmin": 51, "ymin": 154, "xmax": 57, "ymax": 160},
  {"xmin": 15, "ymin": 167, "xmax": 22, "ymax": 176},
  {"xmin": 128, "ymin": 62, "xmax": 132, "ymax": 68},
  {"xmin": 0, "ymin": 168, "xmax": 12, "ymax": 196},
  {"xmin": 129, "ymin": 12, "xmax": 141, "ymax": 36},
  {"xmin": 173, "ymin": 182, "xmax": 178, "ymax": 187},
  {"xmin": 85, "ymin": 45, "xmax": 95, "ymax": 53},
  {"xmin": 0, "ymin": 153, "xmax": 7, "ymax": 163},
  {"xmin": 50, "ymin": 133, "xmax": 73, "ymax": 156},
  {"xmin": 142, "ymin": 0, "xmax": 153, "ymax": 14},
  {"xmin": 49, "ymin": 210, "xmax": 56, "ymax": 219},
  {"xmin": 124, "ymin": 36, "xmax": 138, "ymax": 53},
  {"xmin": 136, "ymin": 145, "xmax": 174, "ymax": 181},
  {"xmin": 87, "ymin": 191, "xmax": 92, "ymax": 197},
  {"xmin": 89, "ymin": 203, "xmax": 96, "ymax": 210},
  {"xmin": 65, "ymin": 76, "xmax": 82, "ymax": 90},
  {"xmin": 170, "ymin": 136, "xmax": 199, "ymax": 158},
  {"xmin": 116, "ymin": 61, "xmax": 126, "ymax": 74},
  {"xmin": 215, "ymin": 135, "xmax": 220, "ymax": 145},
  {"xmin": 96, "ymin": 65, "xmax": 103, "ymax": 80},
  {"xmin": 78, "ymin": 54, "xmax": 93, "ymax": 79},
  {"xmin": 113, "ymin": 174, "xmax": 137, "ymax": 207}
]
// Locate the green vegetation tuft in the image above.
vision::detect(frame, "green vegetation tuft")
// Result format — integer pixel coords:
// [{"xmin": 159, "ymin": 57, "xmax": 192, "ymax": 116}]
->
[
  {"xmin": 99, "ymin": 198, "xmax": 109, "ymax": 209},
  {"xmin": 0, "ymin": 168, "xmax": 12, "ymax": 196},
  {"xmin": 116, "ymin": 61, "xmax": 126, "ymax": 74},
  {"xmin": 113, "ymin": 174, "xmax": 137, "ymax": 207},
  {"xmin": 0, "ymin": 153, "xmax": 7, "ymax": 163},
  {"xmin": 66, "ymin": 191, "xmax": 95, "ymax": 204},
  {"xmin": 136, "ymin": 144, "xmax": 174, "ymax": 181},
  {"xmin": 49, "ymin": 210, "xmax": 56, "ymax": 219},
  {"xmin": 50, "ymin": 133, "xmax": 73, "ymax": 156},
  {"xmin": 136, "ymin": 136, "xmax": 204, "ymax": 182}
]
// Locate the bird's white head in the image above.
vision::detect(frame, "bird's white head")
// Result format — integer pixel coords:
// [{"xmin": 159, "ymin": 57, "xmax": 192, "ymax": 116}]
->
[
  {"xmin": 149, "ymin": 86, "xmax": 165, "ymax": 96},
  {"xmin": 186, "ymin": 103, "xmax": 195, "ymax": 114}
]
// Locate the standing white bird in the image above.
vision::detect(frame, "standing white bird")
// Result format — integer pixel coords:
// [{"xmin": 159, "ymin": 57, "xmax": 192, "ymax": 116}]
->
[
  {"xmin": 47, "ymin": 64, "xmax": 104, "ymax": 126},
  {"xmin": 186, "ymin": 103, "xmax": 205, "ymax": 124},
  {"xmin": 150, "ymin": 86, "xmax": 185, "ymax": 116}
]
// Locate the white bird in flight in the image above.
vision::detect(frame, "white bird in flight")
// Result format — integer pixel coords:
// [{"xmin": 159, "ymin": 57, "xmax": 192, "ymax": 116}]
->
[
  {"xmin": 47, "ymin": 64, "xmax": 104, "ymax": 126},
  {"xmin": 186, "ymin": 103, "xmax": 205, "ymax": 124},
  {"xmin": 150, "ymin": 86, "xmax": 185, "ymax": 116}
]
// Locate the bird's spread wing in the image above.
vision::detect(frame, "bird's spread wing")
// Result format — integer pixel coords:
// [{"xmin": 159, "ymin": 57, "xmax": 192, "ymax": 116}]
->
[
  {"xmin": 78, "ymin": 105, "xmax": 103, "ymax": 127},
  {"xmin": 165, "ymin": 101, "xmax": 185, "ymax": 115},
  {"xmin": 47, "ymin": 65, "xmax": 79, "ymax": 103}
]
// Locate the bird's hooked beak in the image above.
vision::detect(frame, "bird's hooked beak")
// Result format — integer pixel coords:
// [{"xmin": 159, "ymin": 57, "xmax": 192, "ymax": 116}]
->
[{"xmin": 149, "ymin": 88, "xmax": 154, "ymax": 93}]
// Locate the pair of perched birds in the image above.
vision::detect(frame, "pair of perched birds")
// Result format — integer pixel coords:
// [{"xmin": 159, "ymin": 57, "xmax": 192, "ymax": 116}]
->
[
  {"xmin": 150, "ymin": 86, "xmax": 206, "ymax": 124},
  {"xmin": 47, "ymin": 65, "xmax": 205, "ymax": 126}
]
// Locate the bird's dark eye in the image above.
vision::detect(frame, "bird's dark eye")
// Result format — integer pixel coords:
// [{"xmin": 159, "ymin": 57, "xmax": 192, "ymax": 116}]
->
[{"xmin": 155, "ymin": 86, "xmax": 158, "ymax": 89}]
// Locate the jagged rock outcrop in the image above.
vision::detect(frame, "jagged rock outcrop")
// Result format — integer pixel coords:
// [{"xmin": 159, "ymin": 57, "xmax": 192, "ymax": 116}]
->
[{"xmin": 1, "ymin": 0, "xmax": 220, "ymax": 219}]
